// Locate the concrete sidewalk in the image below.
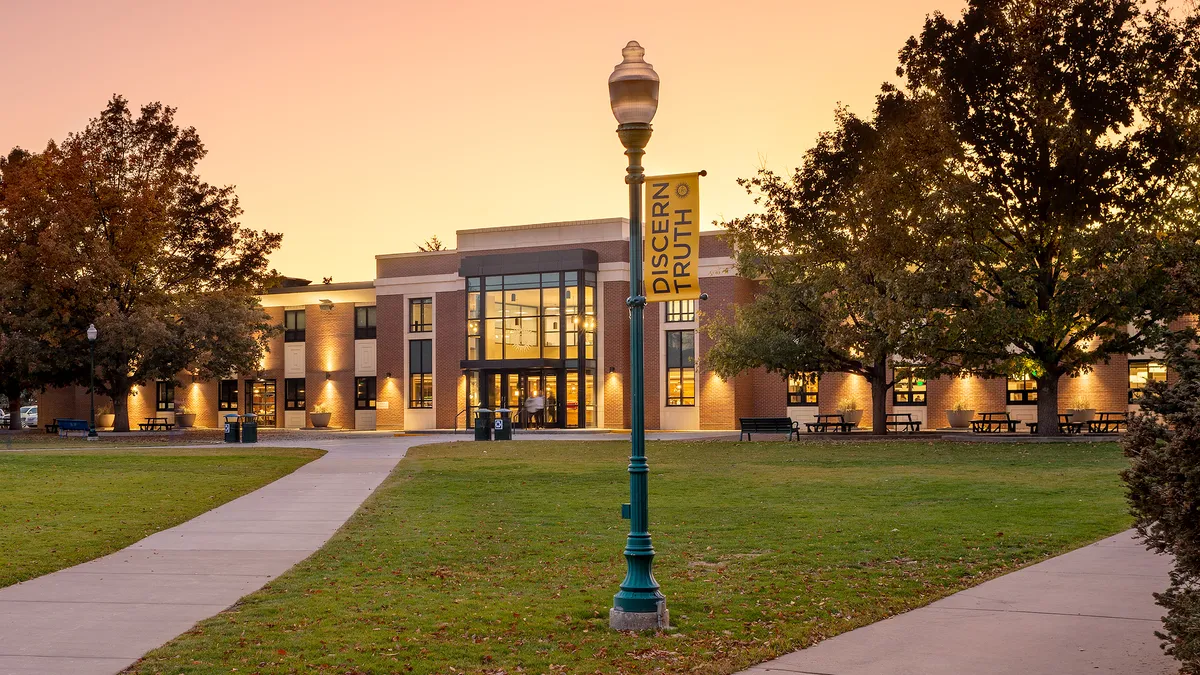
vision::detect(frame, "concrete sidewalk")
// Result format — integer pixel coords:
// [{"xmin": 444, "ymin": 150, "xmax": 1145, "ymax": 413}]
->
[
  {"xmin": 0, "ymin": 436, "xmax": 424, "ymax": 675},
  {"xmin": 741, "ymin": 531, "xmax": 1175, "ymax": 675}
]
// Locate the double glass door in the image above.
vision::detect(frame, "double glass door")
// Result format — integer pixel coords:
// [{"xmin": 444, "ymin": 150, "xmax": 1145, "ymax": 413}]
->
[
  {"xmin": 244, "ymin": 379, "xmax": 276, "ymax": 427},
  {"xmin": 481, "ymin": 370, "xmax": 572, "ymax": 428}
]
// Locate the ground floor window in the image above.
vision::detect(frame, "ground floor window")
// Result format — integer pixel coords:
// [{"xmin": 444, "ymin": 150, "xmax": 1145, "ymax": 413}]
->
[
  {"xmin": 665, "ymin": 330, "xmax": 696, "ymax": 407},
  {"xmin": 409, "ymin": 340, "xmax": 433, "ymax": 408},
  {"xmin": 1129, "ymin": 360, "xmax": 1167, "ymax": 402},
  {"xmin": 155, "ymin": 381, "xmax": 175, "ymax": 412},
  {"xmin": 892, "ymin": 366, "xmax": 926, "ymax": 405},
  {"xmin": 787, "ymin": 372, "xmax": 818, "ymax": 406},
  {"xmin": 284, "ymin": 378, "xmax": 305, "ymax": 411},
  {"xmin": 356, "ymin": 377, "xmax": 377, "ymax": 410},
  {"xmin": 218, "ymin": 379, "xmax": 238, "ymax": 411},
  {"xmin": 1007, "ymin": 373, "xmax": 1037, "ymax": 404}
]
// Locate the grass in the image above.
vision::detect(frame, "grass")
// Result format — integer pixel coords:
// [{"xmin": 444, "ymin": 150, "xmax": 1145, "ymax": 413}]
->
[
  {"xmin": 0, "ymin": 446, "xmax": 324, "ymax": 588},
  {"xmin": 130, "ymin": 439, "xmax": 1131, "ymax": 675}
]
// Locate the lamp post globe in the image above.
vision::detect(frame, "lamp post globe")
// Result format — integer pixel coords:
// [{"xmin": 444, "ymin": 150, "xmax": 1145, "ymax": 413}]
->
[
  {"xmin": 608, "ymin": 40, "xmax": 667, "ymax": 631},
  {"xmin": 87, "ymin": 324, "xmax": 98, "ymax": 440}
]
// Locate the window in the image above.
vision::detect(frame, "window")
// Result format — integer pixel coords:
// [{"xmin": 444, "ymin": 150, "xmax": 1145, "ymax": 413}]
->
[
  {"xmin": 409, "ymin": 339, "xmax": 433, "ymax": 408},
  {"xmin": 284, "ymin": 310, "xmax": 306, "ymax": 342},
  {"xmin": 155, "ymin": 381, "xmax": 175, "ymax": 412},
  {"xmin": 355, "ymin": 306, "xmax": 376, "ymax": 340},
  {"xmin": 665, "ymin": 330, "xmax": 696, "ymax": 406},
  {"xmin": 892, "ymin": 367, "xmax": 927, "ymax": 405},
  {"xmin": 1129, "ymin": 360, "xmax": 1167, "ymax": 402},
  {"xmin": 1007, "ymin": 373, "xmax": 1038, "ymax": 404},
  {"xmin": 218, "ymin": 379, "xmax": 238, "ymax": 411},
  {"xmin": 355, "ymin": 376, "xmax": 377, "ymax": 410},
  {"xmin": 410, "ymin": 298, "xmax": 432, "ymax": 333},
  {"xmin": 787, "ymin": 373, "xmax": 819, "ymax": 406},
  {"xmin": 284, "ymin": 378, "xmax": 306, "ymax": 411},
  {"xmin": 666, "ymin": 300, "xmax": 696, "ymax": 323}
]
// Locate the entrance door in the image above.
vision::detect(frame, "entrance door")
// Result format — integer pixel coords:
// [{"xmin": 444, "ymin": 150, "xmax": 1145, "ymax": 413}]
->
[{"xmin": 245, "ymin": 379, "xmax": 276, "ymax": 427}]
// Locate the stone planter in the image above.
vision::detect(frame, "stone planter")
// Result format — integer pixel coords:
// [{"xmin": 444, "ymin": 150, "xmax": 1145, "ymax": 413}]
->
[
  {"xmin": 838, "ymin": 409, "xmax": 864, "ymax": 427},
  {"xmin": 1070, "ymin": 408, "xmax": 1097, "ymax": 424},
  {"xmin": 176, "ymin": 413, "xmax": 196, "ymax": 428},
  {"xmin": 946, "ymin": 409, "xmax": 975, "ymax": 429},
  {"xmin": 97, "ymin": 413, "xmax": 115, "ymax": 430},
  {"xmin": 310, "ymin": 412, "xmax": 332, "ymax": 428}
]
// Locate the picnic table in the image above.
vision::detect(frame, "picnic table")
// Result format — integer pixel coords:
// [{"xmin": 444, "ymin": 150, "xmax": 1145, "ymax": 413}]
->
[
  {"xmin": 885, "ymin": 413, "xmax": 921, "ymax": 432},
  {"xmin": 1087, "ymin": 411, "xmax": 1128, "ymax": 433},
  {"xmin": 738, "ymin": 417, "xmax": 799, "ymax": 441},
  {"xmin": 1026, "ymin": 414, "xmax": 1084, "ymax": 435},
  {"xmin": 806, "ymin": 414, "xmax": 855, "ymax": 434},
  {"xmin": 138, "ymin": 416, "xmax": 174, "ymax": 431},
  {"xmin": 970, "ymin": 412, "xmax": 1019, "ymax": 433}
]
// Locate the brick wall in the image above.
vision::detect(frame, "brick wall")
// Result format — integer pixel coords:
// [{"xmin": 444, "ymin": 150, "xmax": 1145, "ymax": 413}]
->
[
  {"xmin": 603, "ymin": 280, "xmax": 630, "ymax": 429},
  {"xmin": 1060, "ymin": 355, "xmax": 1129, "ymax": 413},
  {"xmin": 926, "ymin": 374, "xmax": 1007, "ymax": 429},
  {"xmin": 376, "ymin": 294, "xmax": 405, "ymax": 429},
  {"xmin": 819, "ymin": 372, "xmax": 875, "ymax": 428},
  {"xmin": 305, "ymin": 303, "xmax": 356, "ymax": 429},
  {"xmin": 643, "ymin": 294, "xmax": 661, "ymax": 430},
  {"xmin": 435, "ymin": 290, "xmax": 466, "ymax": 429}
]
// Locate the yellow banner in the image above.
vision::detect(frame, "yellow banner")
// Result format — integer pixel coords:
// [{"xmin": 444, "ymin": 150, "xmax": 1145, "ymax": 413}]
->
[{"xmin": 644, "ymin": 172, "xmax": 702, "ymax": 302}]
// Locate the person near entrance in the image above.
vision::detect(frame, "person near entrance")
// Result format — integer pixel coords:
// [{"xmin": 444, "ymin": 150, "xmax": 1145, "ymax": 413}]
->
[{"xmin": 525, "ymin": 394, "xmax": 545, "ymax": 429}]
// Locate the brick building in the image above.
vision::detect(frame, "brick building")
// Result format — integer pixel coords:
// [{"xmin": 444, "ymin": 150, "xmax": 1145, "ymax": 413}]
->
[{"xmin": 38, "ymin": 218, "xmax": 1189, "ymax": 431}]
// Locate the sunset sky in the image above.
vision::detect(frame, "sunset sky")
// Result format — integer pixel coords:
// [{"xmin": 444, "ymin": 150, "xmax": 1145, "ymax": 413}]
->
[{"xmin": 3, "ymin": 0, "xmax": 964, "ymax": 281}]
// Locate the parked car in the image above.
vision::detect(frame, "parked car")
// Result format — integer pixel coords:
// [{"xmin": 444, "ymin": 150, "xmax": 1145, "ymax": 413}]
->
[
  {"xmin": 21, "ymin": 406, "xmax": 37, "ymax": 428},
  {"xmin": 0, "ymin": 410, "xmax": 8, "ymax": 426}
]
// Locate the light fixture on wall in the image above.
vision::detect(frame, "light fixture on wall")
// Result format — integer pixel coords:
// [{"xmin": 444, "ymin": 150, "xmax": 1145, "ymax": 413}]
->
[
  {"xmin": 325, "ymin": 372, "xmax": 331, "ymax": 380},
  {"xmin": 609, "ymin": 366, "xmax": 616, "ymax": 373},
  {"xmin": 319, "ymin": 299, "xmax": 335, "ymax": 311},
  {"xmin": 386, "ymin": 372, "xmax": 392, "ymax": 379}
]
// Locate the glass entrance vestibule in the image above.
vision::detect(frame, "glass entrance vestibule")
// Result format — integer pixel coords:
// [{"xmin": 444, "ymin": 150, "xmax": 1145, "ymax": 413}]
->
[{"xmin": 460, "ymin": 262, "xmax": 598, "ymax": 428}]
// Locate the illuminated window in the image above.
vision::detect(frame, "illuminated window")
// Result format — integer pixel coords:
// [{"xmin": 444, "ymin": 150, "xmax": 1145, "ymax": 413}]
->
[
  {"xmin": 218, "ymin": 379, "xmax": 238, "ymax": 411},
  {"xmin": 665, "ymin": 330, "xmax": 695, "ymax": 406},
  {"xmin": 284, "ymin": 310, "xmax": 305, "ymax": 342},
  {"xmin": 666, "ymin": 300, "xmax": 695, "ymax": 323},
  {"xmin": 155, "ymin": 381, "xmax": 175, "ymax": 412},
  {"xmin": 787, "ymin": 373, "xmax": 818, "ymax": 406},
  {"xmin": 409, "ymin": 340, "xmax": 433, "ymax": 408},
  {"xmin": 1007, "ymin": 373, "xmax": 1037, "ymax": 404},
  {"xmin": 284, "ymin": 378, "xmax": 306, "ymax": 411},
  {"xmin": 1129, "ymin": 360, "xmax": 1167, "ymax": 402},
  {"xmin": 893, "ymin": 367, "xmax": 927, "ymax": 405},
  {"xmin": 355, "ymin": 306, "xmax": 376, "ymax": 340},
  {"xmin": 355, "ymin": 377, "xmax": 376, "ymax": 410},
  {"xmin": 409, "ymin": 298, "xmax": 432, "ymax": 333}
]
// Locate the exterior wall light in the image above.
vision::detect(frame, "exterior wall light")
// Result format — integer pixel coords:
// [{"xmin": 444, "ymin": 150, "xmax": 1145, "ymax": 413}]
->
[{"xmin": 325, "ymin": 372, "xmax": 331, "ymax": 380}]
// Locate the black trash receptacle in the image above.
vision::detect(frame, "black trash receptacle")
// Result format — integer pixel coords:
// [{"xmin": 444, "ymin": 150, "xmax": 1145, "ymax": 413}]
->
[
  {"xmin": 474, "ymin": 408, "xmax": 493, "ymax": 441},
  {"xmin": 241, "ymin": 413, "xmax": 258, "ymax": 443},
  {"xmin": 494, "ymin": 407, "xmax": 513, "ymax": 441},
  {"xmin": 223, "ymin": 414, "xmax": 240, "ymax": 443}
]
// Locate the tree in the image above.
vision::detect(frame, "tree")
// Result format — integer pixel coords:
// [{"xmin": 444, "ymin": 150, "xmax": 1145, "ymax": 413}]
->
[
  {"xmin": 418, "ymin": 235, "xmax": 447, "ymax": 251},
  {"xmin": 889, "ymin": 0, "xmax": 1200, "ymax": 434},
  {"xmin": 39, "ymin": 96, "xmax": 282, "ymax": 431},
  {"xmin": 1123, "ymin": 327, "xmax": 1200, "ymax": 671},
  {"xmin": 706, "ymin": 102, "xmax": 957, "ymax": 434}
]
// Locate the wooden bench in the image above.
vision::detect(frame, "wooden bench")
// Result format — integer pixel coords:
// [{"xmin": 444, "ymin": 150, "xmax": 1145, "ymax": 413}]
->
[
  {"xmin": 44, "ymin": 421, "xmax": 59, "ymax": 434},
  {"xmin": 806, "ymin": 414, "xmax": 855, "ymax": 434},
  {"xmin": 971, "ymin": 412, "xmax": 1019, "ymax": 433},
  {"xmin": 138, "ymin": 417, "xmax": 174, "ymax": 432},
  {"xmin": 885, "ymin": 413, "xmax": 921, "ymax": 432},
  {"xmin": 739, "ymin": 417, "xmax": 799, "ymax": 441},
  {"xmin": 56, "ymin": 419, "xmax": 90, "ymax": 438},
  {"xmin": 1087, "ymin": 412, "xmax": 1128, "ymax": 433},
  {"xmin": 1027, "ymin": 414, "xmax": 1084, "ymax": 435}
]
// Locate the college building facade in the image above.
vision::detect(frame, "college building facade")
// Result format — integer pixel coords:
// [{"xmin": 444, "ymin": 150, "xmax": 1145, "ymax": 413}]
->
[{"xmin": 39, "ymin": 218, "xmax": 1194, "ymax": 431}]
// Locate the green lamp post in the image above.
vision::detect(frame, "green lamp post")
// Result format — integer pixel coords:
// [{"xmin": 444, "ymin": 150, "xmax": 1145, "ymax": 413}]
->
[{"xmin": 608, "ymin": 40, "xmax": 667, "ymax": 631}]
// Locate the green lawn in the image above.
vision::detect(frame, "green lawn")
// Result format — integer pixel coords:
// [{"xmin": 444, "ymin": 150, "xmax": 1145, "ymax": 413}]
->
[
  {"xmin": 0, "ymin": 446, "xmax": 323, "ymax": 588},
  {"xmin": 130, "ymin": 440, "xmax": 1130, "ymax": 675}
]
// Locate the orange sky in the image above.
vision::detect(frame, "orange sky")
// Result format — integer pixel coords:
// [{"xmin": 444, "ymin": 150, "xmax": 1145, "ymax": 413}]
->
[{"xmin": 3, "ymin": 0, "xmax": 965, "ymax": 282}]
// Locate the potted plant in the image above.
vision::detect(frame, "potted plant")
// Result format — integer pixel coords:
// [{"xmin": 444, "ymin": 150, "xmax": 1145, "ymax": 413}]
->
[
  {"xmin": 96, "ymin": 402, "xmax": 115, "ymax": 430},
  {"xmin": 1069, "ymin": 397, "xmax": 1096, "ymax": 423},
  {"xmin": 310, "ymin": 404, "xmax": 332, "ymax": 428},
  {"xmin": 175, "ymin": 404, "xmax": 196, "ymax": 429},
  {"xmin": 837, "ymin": 397, "xmax": 864, "ymax": 427},
  {"xmin": 946, "ymin": 398, "xmax": 975, "ymax": 429}
]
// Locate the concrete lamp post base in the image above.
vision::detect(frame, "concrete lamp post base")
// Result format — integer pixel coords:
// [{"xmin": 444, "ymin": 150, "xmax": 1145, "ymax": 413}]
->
[{"xmin": 609, "ymin": 604, "xmax": 669, "ymax": 631}]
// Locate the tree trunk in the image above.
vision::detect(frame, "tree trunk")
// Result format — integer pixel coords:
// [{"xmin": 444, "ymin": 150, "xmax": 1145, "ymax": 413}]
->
[
  {"xmin": 111, "ymin": 388, "xmax": 131, "ymax": 433},
  {"xmin": 1036, "ymin": 374, "xmax": 1061, "ymax": 437},
  {"xmin": 870, "ymin": 354, "xmax": 889, "ymax": 435},
  {"xmin": 5, "ymin": 386, "xmax": 21, "ymax": 431}
]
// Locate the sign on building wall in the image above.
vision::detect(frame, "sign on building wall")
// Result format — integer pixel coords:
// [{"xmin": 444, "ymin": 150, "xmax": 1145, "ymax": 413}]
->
[{"xmin": 644, "ymin": 172, "xmax": 703, "ymax": 302}]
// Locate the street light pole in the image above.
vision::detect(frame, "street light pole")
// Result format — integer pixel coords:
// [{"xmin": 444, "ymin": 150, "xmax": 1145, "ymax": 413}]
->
[
  {"xmin": 608, "ymin": 41, "xmax": 667, "ymax": 631},
  {"xmin": 87, "ymin": 323, "xmax": 98, "ymax": 440}
]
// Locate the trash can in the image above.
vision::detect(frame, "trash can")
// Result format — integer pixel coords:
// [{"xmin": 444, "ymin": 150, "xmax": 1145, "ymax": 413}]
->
[
  {"xmin": 474, "ymin": 408, "xmax": 493, "ymax": 441},
  {"xmin": 241, "ymin": 413, "xmax": 258, "ymax": 443},
  {"xmin": 494, "ymin": 407, "xmax": 513, "ymax": 441},
  {"xmin": 223, "ymin": 414, "xmax": 240, "ymax": 443}
]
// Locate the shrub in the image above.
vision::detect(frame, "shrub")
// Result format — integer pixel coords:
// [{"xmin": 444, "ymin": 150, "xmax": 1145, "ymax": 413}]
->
[{"xmin": 1123, "ymin": 328, "xmax": 1200, "ymax": 671}]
